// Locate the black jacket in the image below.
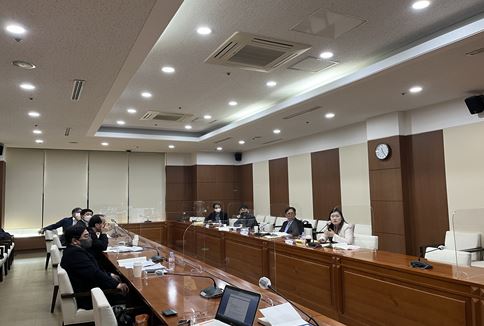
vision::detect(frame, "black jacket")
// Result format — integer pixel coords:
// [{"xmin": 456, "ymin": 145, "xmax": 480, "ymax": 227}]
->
[
  {"xmin": 87, "ymin": 228, "xmax": 109, "ymax": 262},
  {"xmin": 204, "ymin": 211, "xmax": 229, "ymax": 224},
  {"xmin": 234, "ymin": 213, "xmax": 258, "ymax": 228},
  {"xmin": 279, "ymin": 218, "xmax": 305, "ymax": 236},
  {"xmin": 60, "ymin": 245, "xmax": 118, "ymax": 309},
  {"xmin": 43, "ymin": 217, "xmax": 76, "ymax": 233}
]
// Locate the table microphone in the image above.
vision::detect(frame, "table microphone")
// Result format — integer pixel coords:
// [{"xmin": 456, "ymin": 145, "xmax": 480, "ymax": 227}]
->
[
  {"xmin": 258, "ymin": 277, "xmax": 319, "ymax": 326},
  {"xmin": 142, "ymin": 246, "xmax": 164, "ymax": 263},
  {"xmin": 410, "ymin": 245, "xmax": 445, "ymax": 269},
  {"xmin": 156, "ymin": 271, "xmax": 224, "ymax": 299}
]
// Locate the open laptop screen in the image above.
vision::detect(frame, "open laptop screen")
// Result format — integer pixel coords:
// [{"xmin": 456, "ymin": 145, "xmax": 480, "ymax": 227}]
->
[{"xmin": 215, "ymin": 285, "xmax": 261, "ymax": 326}]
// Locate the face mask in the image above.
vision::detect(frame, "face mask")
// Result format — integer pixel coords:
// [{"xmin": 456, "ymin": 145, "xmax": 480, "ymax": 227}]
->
[
  {"xmin": 83, "ymin": 214, "xmax": 92, "ymax": 222},
  {"xmin": 214, "ymin": 208, "xmax": 221, "ymax": 213},
  {"xmin": 80, "ymin": 238, "xmax": 92, "ymax": 249},
  {"xmin": 74, "ymin": 213, "xmax": 81, "ymax": 219}
]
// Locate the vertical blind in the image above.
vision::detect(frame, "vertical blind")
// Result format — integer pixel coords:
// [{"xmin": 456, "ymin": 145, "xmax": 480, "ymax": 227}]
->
[{"xmin": 4, "ymin": 148, "xmax": 166, "ymax": 229}]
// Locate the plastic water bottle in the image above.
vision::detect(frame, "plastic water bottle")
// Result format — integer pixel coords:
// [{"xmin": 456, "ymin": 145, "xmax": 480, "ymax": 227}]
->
[{"xmin": 168, "ymin": 251, "xmax": 175, "ymax": 270}]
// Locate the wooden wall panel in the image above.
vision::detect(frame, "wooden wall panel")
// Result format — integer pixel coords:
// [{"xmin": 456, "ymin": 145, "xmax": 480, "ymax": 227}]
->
[
  {"xmin": 407, "ymin": 130, "xmax": 449, "ymax": 255},
  {"xmin": 165, "ymin": 166, "xmax": 194, "ymax": 220},
  {"xmin": 0, "ymin": 161, "xmax": 5, "ymax": 228},
  {"xmin": 237, "ymin": 164, "xmax": 253, "ymax": 209},
  {"xmin": 269, "ymin": 158, "xmax": 289, "ymax": 216},
  {"xmin": 311, "ymin": 149, "xmax": 341, "ymax": 219}
]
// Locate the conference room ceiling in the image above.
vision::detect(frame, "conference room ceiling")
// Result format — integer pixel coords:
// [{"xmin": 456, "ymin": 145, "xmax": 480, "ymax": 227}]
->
[{"xmin": 1, "ymin": 0, "xmax": 484, "ymax": 153}]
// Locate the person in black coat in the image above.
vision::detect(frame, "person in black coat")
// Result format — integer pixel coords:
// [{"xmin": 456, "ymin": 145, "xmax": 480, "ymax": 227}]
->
[
  {"xmin": 279, "ymin": 207, "xmax": 304, "ymax": 236},
  {"xmin": 60, "ymin": 224, "xmax": 129, "ymax": 310},
  {"xmin": 87, "ymin": 214, "xmax": 109, "ymax": 262},
  {"xmin": 39, "ymin": 207, "xmax": 82, "ymax": 234},
  {"xmin": 234, "ymin": 204, "xmax": 258, "ymax": 229},
  {"xmin": 204, "ymin": 202, "xmax": 229, "ymax": 224}
]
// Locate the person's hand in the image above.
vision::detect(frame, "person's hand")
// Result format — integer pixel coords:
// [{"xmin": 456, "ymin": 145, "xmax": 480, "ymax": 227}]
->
[
  {"xmin": 111, "ymin": 273, "xmax": 121, "ymax": 282},
  {"xmin": 116, "ymin": 283, "xmax": 129, "ymax": 295},
  {"xmin": 38, "ymin": 229, "xmax": 44, "ymax": 234},
  {"xmin": 327, "ymin": 230, "xmax": 335, "ymax": 237}
]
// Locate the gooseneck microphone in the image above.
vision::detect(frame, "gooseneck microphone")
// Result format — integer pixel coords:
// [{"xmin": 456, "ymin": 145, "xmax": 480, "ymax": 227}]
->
[
  {"xmin": 157, "ymin": 271, "xmax": 224, "ymax": 299},
  {"xmin": 259, "ymin": 277, "xmax": 319, "ymax": 326},
  {"xmin": 410, "ymin": 245, "xmax": 445, "ymax": 269}
]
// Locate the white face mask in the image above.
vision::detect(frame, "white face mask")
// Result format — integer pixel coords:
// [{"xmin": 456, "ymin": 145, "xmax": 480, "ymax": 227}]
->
[
  {"xmin": 74, "ymin": 213, "xmax": 81, "ymax": 219},
  {"xmin": 214, "ymin": 208, "xmax": 222, "ymax": 213},
  {"xmin": 83, "ymin": 214, "xmax": 92, "ymax": 222}
]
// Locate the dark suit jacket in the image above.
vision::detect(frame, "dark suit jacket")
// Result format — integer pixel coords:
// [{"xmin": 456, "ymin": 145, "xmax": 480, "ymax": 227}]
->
[
  {"xmin": 87, "ymin": 228, "xmax": 109, "ymax": 262},
  {"xmin": 204, "ymin": 211, "xmax": 229, "ymax": 224},
  {"xmin": 234, "ymin": 213, "xmax": 258, "ymax": 228},
  {"xmin": 279, "ymin": 218, "xmax": 305, "ymax": 236},
  {"xmin": 60, "ymin": 245, "xmax": 119, "ymax": 309},
  {"xmin": 43, "ymin": 217, "xmax": 75, "ymax": 233}
]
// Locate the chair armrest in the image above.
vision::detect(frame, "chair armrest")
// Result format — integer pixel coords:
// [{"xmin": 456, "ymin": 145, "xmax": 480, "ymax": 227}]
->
[
  {"xmin": 460, "ymin": 247, "xmax": 484, "ymax": 253},
  {"xmin": 61, "ymin": 288, "xmax": 121, "ymax": 299}
]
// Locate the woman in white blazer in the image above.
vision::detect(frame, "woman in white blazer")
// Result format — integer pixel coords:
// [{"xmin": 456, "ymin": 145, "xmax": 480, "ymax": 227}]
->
[{"xmin": 318, "ymin": 207, "xmax": 354, "ymax": 244}]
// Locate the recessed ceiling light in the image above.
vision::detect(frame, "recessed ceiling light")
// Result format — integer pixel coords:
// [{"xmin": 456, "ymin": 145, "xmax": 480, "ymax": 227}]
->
[
  {"xmin": 12, "ymin": 60, "xmax": 36, "ymax": 70},
  {"xmin": 229, "ymin": 101, "xmax": 238, "ymax": 106},
  {"xmin": 409, "ymin": 86, "xmax": 423, "ymax": 93},
  {"xmin": 319, "ymin": 51, "xmax": 334, "ymax": 59},
  {"xmin": 197, "ymin": 26, "xmax": 212, "ymax": 35},
  {"xmin": 161, "ymin": 66, "xmax": 175, "ymax": 74},
  {"xmin": 101, "ymin": 142, "xmax": 109, "ymax": 146},
  {"xmin": 141, "ymin": 91, "xmax": 152, "ymax": 98},
  {"xmin": 168, "ymin": 144, "xmax": 175, "ymax": 149},
  {"xmin": 203, "ymin": 114, "xmax": 212, "ymax": 120},
  {"xmin": 273, "ymin": 129, "xmax": 281, "ymax": 134},
  {"xmin": 20, "ymin": 83, "xmax": 35, "ymax": 90},
  {"xmin": 185, "ymin": 125, "xmax": 192, "ymax": 130},
  {"xmin": 127, "ymin": 108, "xmax": 137, "ymax": 114},
  {"xmin": 35, "ymin": 139, "xmax": 44, "ymax": 144},
  {"xmin": 28, "ymin": 111, "xmax": 40, "ymax": 118},
  {"xmin": 116, "ymin": 120, "xmax": 126, "ymax": 125},
  {"xmin": 238, "ymin": 140, "xmax": 245, "ymax": 145},
  {"xmin": 412, "ymin": 1, "xmax": 430, "ymax": 10},
  {"xmin": 266, "ymin": 81, "xmax": 277, "ymax": 87},
  {"xmin": 5, "ymin": 24, "xmax": 26, "ymax": 35},
  {"xmin": 33, "ymin": 129, "xmax": 42, "ymax": 134},
  {"xmin": 325, "ymin": 112, "xmax": 335, "ymax": 119},
  {"xmin": 216, "ymin": 147, "xmax": 223, "ymax": 151}
]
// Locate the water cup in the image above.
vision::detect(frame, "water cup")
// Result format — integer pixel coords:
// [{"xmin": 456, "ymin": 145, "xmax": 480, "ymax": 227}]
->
[{"xmin": 133, "ymin": 262, "xmax": 143, "ymax": 278}]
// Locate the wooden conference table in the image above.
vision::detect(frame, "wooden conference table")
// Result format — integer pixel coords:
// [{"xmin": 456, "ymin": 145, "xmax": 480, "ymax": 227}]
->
[
  {"xmin": 105, "ymin": 230, "xmax": 344, "ymax": 326},
  {"xmin": 164, "ymin": 221, "xmax": 484, "ymax": 326}
]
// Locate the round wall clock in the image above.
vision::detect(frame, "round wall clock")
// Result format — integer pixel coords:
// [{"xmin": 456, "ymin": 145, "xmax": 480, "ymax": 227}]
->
[{"xmin": 375, "ymin": 143, "xmax": 391, "ymax": 160}]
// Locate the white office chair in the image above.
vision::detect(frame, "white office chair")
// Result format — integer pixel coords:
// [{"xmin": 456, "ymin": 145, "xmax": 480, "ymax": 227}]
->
[
  {"xmin": 303, "ymin": 219, "xmax": 317, "ymax": 229},
  {"xmin": 91, "ymin": 287, "xmax": 117, "ymax": 326},
  {"xmin": 444, "ymin": 231, "xmax": 481, "ymax": 261},
  {"xmin": 44, "ymin": 230, "xmax": 57, "ymax": 269},
  {"xmin": 0, "ymin": 245, "xmax": 7, "ymax": 282},
  {"xmin": 53, "ymin": 234, "xmax": 65, "ymax": 250},
  {"xmin": 228, "ymin": 218, "xmax": 237, "ymax": 227},
  {"xmin": 425, "ymin": 248, "xmax": 472, "ymax": 267},
  {"xmin": 354, "ymin": 234, "xmax": 379, "ymax": 250},
  {"xmin": 50, "ymin": 244, "xmax": 61, "ymax": 313},
  {"xmin": 255, "ymin": 215, "xmax": 266, "ymax": 224},
  {"xmin": 274, "ymin": 217, "xmax": 287, "ymax": 230},
  {"xmin": 58, "ymin": 266, "xmax": 94, "ymax": 325},
  {"xmin": 354, "ymin": 224, "xmax": 372, "ymax": 236},
  {"xmin": 316, "ymin": 220, "xmax": 329, "ymax": 232}
]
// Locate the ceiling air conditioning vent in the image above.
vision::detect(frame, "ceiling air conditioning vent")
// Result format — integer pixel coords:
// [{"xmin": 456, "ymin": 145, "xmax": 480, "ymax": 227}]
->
[
  {"xmin": 71, "ymin": 79, "xmax": 85, "ymax": 101},
  {"xmin": 140, "ymin": 111, "xmax": 193, "ymax": 122},
  {"xmin": 205, "ymin": 32, "xmax": 311, "ymax": 72}
]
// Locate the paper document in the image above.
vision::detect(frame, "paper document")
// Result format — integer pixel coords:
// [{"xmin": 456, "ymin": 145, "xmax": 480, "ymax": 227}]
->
[
  {"xmin": 105, "ymin": 245, "xmax": 144, "ymax": 253},
  {"xmin": 117, "ymin": 257, "xmax": 148, "ymax": 268},
  {"xmin": 194, "ymin": 320, "xmax": 228, "ymax": 326},
  {"xmin": 331, "ymin": 243, "xmax": 360, "ymax": 250},
  {"xmin": 143, "ymin": 263, "xmax": 165, "ymax": 272},
  {"xmin": 263, "ymin": 232, "xmax": 288, "ymax": 239},
  {"xmin": 260, "ymin": 303, "xmax": 309, "ymax": 326}
]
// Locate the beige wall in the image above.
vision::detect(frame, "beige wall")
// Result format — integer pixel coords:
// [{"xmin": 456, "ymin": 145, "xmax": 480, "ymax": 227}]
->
[
  {"xmin": 252, "ymin": 161, "xmax": 271, "ymax": 216},
  {"xmin": 444, "ymin": 122, "xmax": 484, "ymax": 232},
  {"xmin": 339, "ymin": 143, "xmax": 372, "ymax": 226},
  {"xmin": 288, "ymin": 153, "xmax": 313, "ymax": 219}
]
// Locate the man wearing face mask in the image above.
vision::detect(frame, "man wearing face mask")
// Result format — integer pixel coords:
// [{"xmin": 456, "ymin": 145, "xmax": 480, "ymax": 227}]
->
[
  {"xmin": 80, "ymin": 208, "xmax": 94, "ymax": 227},
  {"xmin": 39, "ymin": 207, "xmax": 83, "ymax": 245},
  {"xmin": 204, "ymin": 202, "xmax": 229, "ymax": 224},
  {"xmin": 87, "ymin": 214, "xmax": 109, "ymax": 262},
  {"xmin": 61, "ymin": 224, "xmax": 129, "ymax": 310}
]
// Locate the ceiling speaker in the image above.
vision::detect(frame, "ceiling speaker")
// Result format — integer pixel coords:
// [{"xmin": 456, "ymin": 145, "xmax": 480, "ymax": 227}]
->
[
  {"xmin": 465, "ymin": 95, "xmax": 484, "ymax": 114},
  {"xmin": 234, "ymin": 152, "xmax": 242, "ymax": 162}
]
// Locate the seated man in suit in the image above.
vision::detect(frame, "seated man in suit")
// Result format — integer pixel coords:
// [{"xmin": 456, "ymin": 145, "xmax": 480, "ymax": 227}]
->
[
  {"xmin": 60, "ymin": 224, "xmax": 129, "ymax": 310},
  {"xmin": 234, "ymin": 204, "xmax": 258, "ymax": 229},
  {"xmin": 204, "ymin": 202, "xmax": 229, "ymax": 225},
  {"xmin": 279, "ymin": 207, "xmax": 304, "ymax": 236},
  {"xmin": 39, "ymin": 207, "xmax": 82, "ymax": 234},
  {"xmin": 87, "ymin": 214, "xmax": 109, "ymax": 262}
]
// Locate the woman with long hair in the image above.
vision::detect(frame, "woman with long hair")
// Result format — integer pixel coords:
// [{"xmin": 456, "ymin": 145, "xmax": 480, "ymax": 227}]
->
[{"xmin": 318, "ymin": 207, "xmax": 354, "ymax": 244}]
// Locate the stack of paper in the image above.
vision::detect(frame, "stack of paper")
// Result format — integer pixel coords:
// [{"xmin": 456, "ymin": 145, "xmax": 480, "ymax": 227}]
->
[
  {"xmin": 105, "ymin": 245, "xmax": 144, "ymax": 253},
  {"xmin": 117, "ymin": 257, "xmax": 148, "ymax": 268},
  {"xmin": 259, "ymin": 303, "xmax": 310, "ymax": 326}
]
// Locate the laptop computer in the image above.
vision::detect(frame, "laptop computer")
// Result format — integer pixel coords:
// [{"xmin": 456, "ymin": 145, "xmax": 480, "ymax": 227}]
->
[{"xmin": 195, "ymin": 285, "xmax": 261, "ymax": 326}]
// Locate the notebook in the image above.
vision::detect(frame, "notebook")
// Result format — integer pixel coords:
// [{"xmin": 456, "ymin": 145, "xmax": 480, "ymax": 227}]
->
[{"xmin": 195, "ymin": 285, "xmax": 261, "ymax": 326}]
